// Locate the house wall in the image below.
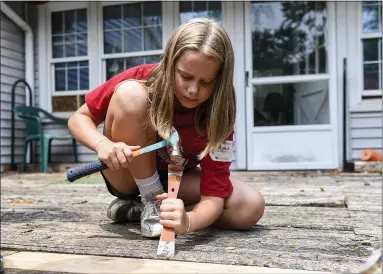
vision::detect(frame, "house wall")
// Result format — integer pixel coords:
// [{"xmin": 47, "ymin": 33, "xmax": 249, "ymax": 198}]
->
[
  {"xmin": 28, "ymin": 3, "xmax": 79, "ymax": 165},
  {"xmin": 0, "ymin": 1, "xmax": 26, "ymax": 172},
  {"xmin": 343, "ymin": 2, "xmax": 382, "ymax": 163},
  {"xmin": 335, "ymin": 2, "xmax": 382, "ymax": 166},
  {"xmin": 33, "ymin": 2, "xmax": 242, "ymax": 169},
  {"xmin": 350, "ymin": 111, "xmax": 382, "ymax": 160},
  {"xmin": 4, "ymin": 1, "xmax": 380, "ymax": 171}
]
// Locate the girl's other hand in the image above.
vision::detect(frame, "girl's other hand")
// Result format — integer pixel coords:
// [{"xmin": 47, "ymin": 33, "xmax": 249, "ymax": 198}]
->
[
  {"xmin": 95, "ymin": 139, "xmax": 141, "ymax": 170},
  {"xmin": 157, "ymin": 193, "xmax": 189, "ymax": 234}
]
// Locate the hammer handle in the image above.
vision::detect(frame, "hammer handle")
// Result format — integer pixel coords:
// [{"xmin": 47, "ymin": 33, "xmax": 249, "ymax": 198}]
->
[
  {"xmin": 66, "ymin": 160, "xmax": 107, "ymax": 182},
  {"xmin": 66, "ymin": 140, "xmax": 169, "ymax": 182}
]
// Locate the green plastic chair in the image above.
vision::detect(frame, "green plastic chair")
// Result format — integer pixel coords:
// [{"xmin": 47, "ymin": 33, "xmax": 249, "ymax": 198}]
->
[{"xmin": 13, "ymin": 106, "xmax": 78, "ymax": 173}]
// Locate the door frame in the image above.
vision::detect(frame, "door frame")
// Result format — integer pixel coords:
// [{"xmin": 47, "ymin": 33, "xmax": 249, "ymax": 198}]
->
[
  {"xmin": 243, "ymin": 1, "xmax": 339, "ymax": 170},
  {"xmin": 224, "ymin": 1, "xmax": 247, "ymax": 170}
]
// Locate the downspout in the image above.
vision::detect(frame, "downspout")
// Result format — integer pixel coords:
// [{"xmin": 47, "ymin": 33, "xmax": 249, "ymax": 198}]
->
[
  {"xmin": 2, "ymin": 1, "xmax": 35, "ymax": 169},
  {"xmin": 1, "ymin": 1, "xmax": 34, "ymax": 106},
  {"xmin": 343, "ymin": 58, "xmax": 354, "ymax": 171}
]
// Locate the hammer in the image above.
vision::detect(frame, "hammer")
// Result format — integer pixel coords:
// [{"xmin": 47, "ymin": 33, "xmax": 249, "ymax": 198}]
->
[
  {"xmin": 156, "ymin": 128, "xmax": 186, "ymax": 258},
  {"xmin": 66, "ymin": 129, "xmax": 181, "ymax": 182}
]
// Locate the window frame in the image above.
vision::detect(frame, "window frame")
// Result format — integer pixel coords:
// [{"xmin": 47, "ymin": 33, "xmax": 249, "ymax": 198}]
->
[
  {"xmin": 98, "ymin": 1, "xmax": 174, "ymax": 83},
  {"xmin": 177, "ymin": 0, "xmax": 224, "ymax": 25},
  {"xmin": 244, "ymin": 1, "xmax": 337, "ymax": 129},
  {"xmin": 39, "ymin": 1, "xmax": 233, "ymax": 114},
  {"xmin": 47, "ymin": 2, "xmax": 91, "ymax": 96},
  {"xmin": 248, "ymin": 1, "xmax": 331, "ymax": 85},
  {"xmin": 345, "ymin": 1, "xmax": 382, "ymax": 112},
  {"xmin": 356, "ymin": 1, "xmax": 382, "ymax": 99},
  {"xmin": 40, "ymin": 2, "xmax": 94, "ymax": 115}
]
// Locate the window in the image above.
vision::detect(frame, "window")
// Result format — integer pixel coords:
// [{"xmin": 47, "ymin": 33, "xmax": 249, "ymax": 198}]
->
[
  {"xmin": 252, "ymin": 1, "xmax": 327, "ymax": 77},
  {"xmin": 360, "ymin": 1, "xmax": 382, "ymax": 98},
  {"xmin": 250, "ymin": 1, "xmax": 331, "ymax": 127},
  {"xmin": 102, "ymin": 2, "xmax": 163, "ymax": 80},
  {"xmin": 50, "ymin": 7, "xmax": 89, "ymax": 112},
  {"xmin": 179, "ymin": 1, "xmax": 222, "ymax": 24}
]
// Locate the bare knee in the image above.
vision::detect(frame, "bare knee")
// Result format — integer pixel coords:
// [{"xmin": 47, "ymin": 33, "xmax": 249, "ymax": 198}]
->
[
  {"xmin": 248, "ymin": 192, "xmax": 265, "ymax": 226},
  {"xmin": 111, "ymin": 81, "xmax": 150, "ymax": 120},
  {"xmin": 106, "ymin": 81, "xmax": 154, "ymax": 144},
  {"xmin": 229, "ymin": 188, "xmax": 265, "ymax": 230}
]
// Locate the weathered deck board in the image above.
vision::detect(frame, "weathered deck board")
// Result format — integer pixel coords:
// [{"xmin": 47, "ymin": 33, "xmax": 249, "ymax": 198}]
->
[
  {"xmin": 349, "ymin": 211, "xmax": 382, "ymax": 237},
  {"xmin": 1, "ymin": 171, "xmax": 381, "ymax": 273},
  {"xmin": 2, "ymin": 178, "xmax": 346, "ymax": 208},
  {"xmin": 259, "ymin": 206, "xmax": 353, "ymax": 230},
  {"xmin": 0, "ymin": 221, "xmax": 375, "ymax": 273},
  {"xmin": 0, "ymin": 205, "xmax": 354, "ymax": 231},
  {"xmin": 345, "ymin": 194, "xmax": 382, "ymax": 212}
]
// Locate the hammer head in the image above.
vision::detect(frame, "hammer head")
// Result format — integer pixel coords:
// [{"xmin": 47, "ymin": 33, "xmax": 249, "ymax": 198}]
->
[{"xmin": 168, "ymin": 128, "xmax": 182, "ymax": 163}]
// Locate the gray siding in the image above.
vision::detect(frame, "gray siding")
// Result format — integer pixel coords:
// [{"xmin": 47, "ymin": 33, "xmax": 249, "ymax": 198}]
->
[
  {"xmin": 350, "ymin": 111, "xmax": 382, "ymax": 160},
  {"xmin": 0, "ymin": 2, "xmax": 26, "ymax": 172},
  {"xmin": 35, "ymin": 125, "xmax": 92, "ymax": 164}
]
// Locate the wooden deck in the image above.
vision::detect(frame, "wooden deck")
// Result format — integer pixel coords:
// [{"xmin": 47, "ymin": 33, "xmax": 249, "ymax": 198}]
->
[{"xmin": 1, "ymin": 171, "xmax": 381, "ymax": 273}]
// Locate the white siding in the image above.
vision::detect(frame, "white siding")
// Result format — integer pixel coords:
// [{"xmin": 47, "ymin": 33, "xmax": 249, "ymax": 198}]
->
[
  {"xmin": 28, "ymin": 4, "xmax": 40, "ymax": 109},
  {"xmin": 28, "ymin": 3, "xmax": 41, "ymax": 163},
  {"xmin": 350, "ymin": 111, "xmax": 382, "ymax": 160},
  {"xmin": 0, "ymin": 2, "xmax": 26, "ymax": 171}
]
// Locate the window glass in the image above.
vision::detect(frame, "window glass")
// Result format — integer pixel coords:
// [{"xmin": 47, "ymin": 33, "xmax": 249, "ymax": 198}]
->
[
  {"xmin": 362, "ymin": 1, "xmax": 382, "ymax": 33},
  {"xmin": 103, "ymin": 2, "xmax": 162, "ymax": 54},
  {"xmin": 51, "ymin": 9, "xmax": 88, "ymax": 58},
  {"xmin": 52, "ymin": 95, "xmax": 85, "ymax": 112},
  {"xmin": 361, "ymin": 1, "xmax": 382, "ymax": 91},
  {"xmin": 180, "ymin": 1, "xmax": 222, "ymax": 24},
  {"xmin": 106, "ymin": 55, "xmax": 160, "ymax": 80},
  {"xmin": 251, "ymin": 1, "xmax": 327, "ymax": 77},
  {"xmin": 51, "ymin": 8, "xmax": 89, "ymax": 95},
  {"xmin": 253, "ymin": 80, "xmax": 329, "ymax": 127},
  {"xmin": 54, "ymin": 61, "xmax": 89, "ymax": 91}
]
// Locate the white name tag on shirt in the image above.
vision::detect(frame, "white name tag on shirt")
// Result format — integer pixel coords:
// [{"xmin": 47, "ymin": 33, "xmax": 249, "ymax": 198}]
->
[{"xmin": 209, "ymin": 140, "xmax": 233, "ymax": 162}]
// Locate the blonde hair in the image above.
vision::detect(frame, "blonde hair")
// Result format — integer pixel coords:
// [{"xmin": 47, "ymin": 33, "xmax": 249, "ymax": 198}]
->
[{"xmin": 146, "ymin": 18, "xmax": 236, "ymax": 159}]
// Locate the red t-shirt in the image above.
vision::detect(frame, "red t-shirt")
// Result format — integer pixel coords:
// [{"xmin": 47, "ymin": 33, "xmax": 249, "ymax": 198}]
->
[{"xmin": 85, "ymin": 64, "xmax": 234, "ymax": 198}]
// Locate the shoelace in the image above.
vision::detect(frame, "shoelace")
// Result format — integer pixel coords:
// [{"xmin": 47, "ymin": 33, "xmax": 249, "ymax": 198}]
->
[{"xmin": 144, "ymin": 199, "xmax": 161, "ymax": 217}]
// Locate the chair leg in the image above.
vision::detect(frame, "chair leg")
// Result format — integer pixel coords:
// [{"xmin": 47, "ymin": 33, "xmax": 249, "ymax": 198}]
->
[
  {"xmin": 22, "ymin": 140, "xmax": 29, "ymax": 172},
  {"xmin": 48, "ymin": 139, "xmax": 53, "ymax": 164},
  {"xmin": 40, "ymin": 136, "xmax": 50, "ymax": 173},
  {"xmin": 72, "ymin": 138, "xmax": 78, "ymax": 163}
]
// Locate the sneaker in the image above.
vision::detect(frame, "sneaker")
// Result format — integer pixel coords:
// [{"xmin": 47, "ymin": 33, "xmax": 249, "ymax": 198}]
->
[
  {"xmin": 140, "ymin": 197, "xmax": 163, "ymax": 238},
  {"xmin": 107, "ymin": 198, "xmax": 141, "ymax": 223}
]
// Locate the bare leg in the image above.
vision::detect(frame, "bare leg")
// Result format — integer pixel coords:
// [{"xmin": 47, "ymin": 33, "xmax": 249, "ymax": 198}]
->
[
  {"xmin": 101, "ymin": 81, "xmax": 157, "ymax": 195},
  {"xmin": 178, "ymin": 168, "xmax": 265, "ymax": 230}
]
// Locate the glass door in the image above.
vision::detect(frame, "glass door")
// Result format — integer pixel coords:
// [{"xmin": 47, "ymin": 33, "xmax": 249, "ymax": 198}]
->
[{"xmin": 244, "ymin": 1, "xmax": 339, "ymax": 170}]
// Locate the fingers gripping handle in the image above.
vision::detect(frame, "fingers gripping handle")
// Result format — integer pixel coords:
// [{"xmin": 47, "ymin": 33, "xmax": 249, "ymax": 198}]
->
[
  {"xmin": 66, "ymin": 139, "xmax": 170, "ymax": 182},
  {"xmin": 66, "ymin": 137, "xmax": 173, "ymax": 182},
  {"xmin": 66, "ymin": 160, "xmax": 108, "ymax": 182}
]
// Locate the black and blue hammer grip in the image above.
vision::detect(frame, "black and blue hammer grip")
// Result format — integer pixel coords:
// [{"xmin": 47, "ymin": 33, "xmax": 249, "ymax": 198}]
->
[{"xmin": 66, "ymin": 160, "xmax": 108, "ymax": 182}]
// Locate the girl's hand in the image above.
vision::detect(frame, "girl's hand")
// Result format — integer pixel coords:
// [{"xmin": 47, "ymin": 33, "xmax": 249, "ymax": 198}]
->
[
  {"xmin": 157, "ymin": 193, "xmax": 189, "ymax": 234},
  {"xmin": 95, "ymin": 139, "xmax": 141, "ymax": 170}
]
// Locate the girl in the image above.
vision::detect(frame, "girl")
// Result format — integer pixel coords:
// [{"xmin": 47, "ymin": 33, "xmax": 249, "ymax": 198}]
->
[{"xmin": 68, "ymin": 18, "xmax": 265, "ymax": 238}]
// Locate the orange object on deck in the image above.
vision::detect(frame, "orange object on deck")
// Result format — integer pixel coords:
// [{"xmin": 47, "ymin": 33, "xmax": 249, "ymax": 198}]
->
[{"xmin": 361, "ymin": 149, "xmax": 382, "ymax": 161}]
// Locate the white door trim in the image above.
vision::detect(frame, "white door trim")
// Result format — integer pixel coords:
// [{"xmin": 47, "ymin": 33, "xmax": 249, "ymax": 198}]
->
[
  {"xmin": 244, "ymin": 1, "xmax": 339, "ymax": 170},
  {"xmin": 327, "ymin": 1, "xmax": 340, "ymax": 169},
  {"xmin": 228, "ymin": 1, "xmax": 247, "ymax": 170},
  {"xmin": 244, "ymin": 1, "xmax": 254, "ymax": 170}
]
